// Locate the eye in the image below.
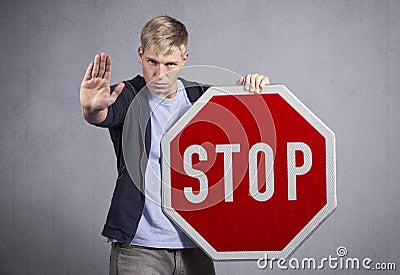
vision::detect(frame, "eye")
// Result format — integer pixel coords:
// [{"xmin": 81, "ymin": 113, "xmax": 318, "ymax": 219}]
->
[
  {"xmin": 166, "ymin": 63, "xmax": 177, "ymax": 68},
  {"xmin": 147, "ymin": 59, "xmax": 157, "ymax": 65}
]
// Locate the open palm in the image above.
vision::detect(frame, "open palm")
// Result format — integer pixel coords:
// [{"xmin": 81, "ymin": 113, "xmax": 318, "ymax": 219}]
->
[{"xmin": 80, "ymin": 52, "xmax": 124, "ymax": 113}]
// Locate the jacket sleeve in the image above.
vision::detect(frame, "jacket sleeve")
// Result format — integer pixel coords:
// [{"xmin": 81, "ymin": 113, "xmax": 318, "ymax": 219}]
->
[{"xmin": 93, "ymin": 82, "xmax": 135, "ymax": 128}]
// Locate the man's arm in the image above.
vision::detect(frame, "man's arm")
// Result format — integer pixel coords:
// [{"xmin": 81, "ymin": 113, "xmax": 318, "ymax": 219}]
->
[
  {"xmin": 80, "ymin": 52, "xmax": 124, "ymax": 124},
  {"xmin": 236, "ymin": 73, "xmax": 270, "ymax": 93}
]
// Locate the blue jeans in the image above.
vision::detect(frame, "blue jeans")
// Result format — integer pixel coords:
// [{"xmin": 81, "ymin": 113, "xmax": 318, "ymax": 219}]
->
[{"xmin": 109, "ymin": 243, "xmax": 216, "ymax": 275}]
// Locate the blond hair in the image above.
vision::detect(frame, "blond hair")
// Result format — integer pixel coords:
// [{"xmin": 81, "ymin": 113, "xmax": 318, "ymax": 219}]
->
[{"xmin": 140, "ymin": 15, "xmax": 188, "ymax": 57}]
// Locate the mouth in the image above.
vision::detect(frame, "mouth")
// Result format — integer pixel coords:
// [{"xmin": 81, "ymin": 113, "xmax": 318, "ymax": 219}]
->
[{"xmin": 151, "ymin": 82, "xmax": 168, "ymax": 88}]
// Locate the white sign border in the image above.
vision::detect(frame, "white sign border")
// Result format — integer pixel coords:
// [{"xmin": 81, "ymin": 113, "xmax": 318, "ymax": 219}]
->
[{"xmin": 161, "ymin": 85, "xmax": 337, "ymax": 261}]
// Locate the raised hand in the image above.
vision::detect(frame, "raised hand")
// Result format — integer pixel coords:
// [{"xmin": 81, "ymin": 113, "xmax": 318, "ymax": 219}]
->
[{"xmin": 80, "ymin": 52, "xmax": 124, "ymax": 123}]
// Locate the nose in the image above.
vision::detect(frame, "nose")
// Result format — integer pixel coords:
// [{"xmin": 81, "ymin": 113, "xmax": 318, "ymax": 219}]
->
[{"xmin": 156, "ymin": 64, "xmax": 167, "ymax": 78}]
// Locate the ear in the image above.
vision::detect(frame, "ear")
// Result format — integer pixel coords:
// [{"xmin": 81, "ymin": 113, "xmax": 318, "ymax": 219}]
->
[
  {"xmin": 138, "ymin": 46, "xmax": 144, "ymax": 65},
  {"xmin": 182, "ymin": 51, "xmax": 189, "ymax": 65}
]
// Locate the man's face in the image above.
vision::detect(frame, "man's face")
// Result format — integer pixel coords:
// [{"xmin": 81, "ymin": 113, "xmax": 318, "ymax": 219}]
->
[{"xmin": 138, "ymin": 46, "xmax": 188, "ymax": 99}]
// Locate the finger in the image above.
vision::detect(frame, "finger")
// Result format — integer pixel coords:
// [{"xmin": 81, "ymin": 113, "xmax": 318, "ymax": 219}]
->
[
  {"xmin": 254, "ymin": 74, "xmax": 264, "ymax": 93},
  {"xmin": 235, "ymin": 77, "xmax": 244, "ymax": 86},
  {"xmin": 249, "ymin": 73, "xmax": 258, "ymax": 92},
  {"xmin": 109, "ymin": 82, "xmax": 125, "ymax": 104},
  {"xmin": 259, "ymin": 76, "xmax": 270, "ymax": 91},
  {"xmin": 98, "ymin": 52, "xmax": 107, "ymax": 78},
  {"xmin": 104, "ymin": 55, "xmax": 112, "ymax": 81},
  {"xmin": 83, "ymin": 61, "xmax": 94, "ymax": 81},
  {"xmin": 92, "ymin": 54, "xmax": 100, "ymax": 78},
  {"xmin": 245, "ymin": 74, "xmax": 251, "ymax": 91}
]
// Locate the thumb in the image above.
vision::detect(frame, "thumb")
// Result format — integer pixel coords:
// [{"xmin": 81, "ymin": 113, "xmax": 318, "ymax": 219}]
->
[{"xmin": 109, "ymin": 82, "xmax": 125, "ymax": 104}]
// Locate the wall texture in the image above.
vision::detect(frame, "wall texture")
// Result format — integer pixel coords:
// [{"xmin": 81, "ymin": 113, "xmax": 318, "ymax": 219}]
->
[{"xmin": 1, "ymin": 0, "xmax": 399, "ymax": 274}]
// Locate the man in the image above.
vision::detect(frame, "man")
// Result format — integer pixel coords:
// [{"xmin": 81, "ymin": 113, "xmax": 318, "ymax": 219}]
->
[{"xmin": 80, "ymin": 15, "xmax": 269, "ymax": 274}]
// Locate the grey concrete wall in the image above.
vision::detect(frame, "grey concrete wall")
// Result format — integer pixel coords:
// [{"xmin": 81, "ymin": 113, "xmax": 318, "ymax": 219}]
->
[{"xmin": 1, "ymin": 0, "xmax": 399, "ymax": 274}]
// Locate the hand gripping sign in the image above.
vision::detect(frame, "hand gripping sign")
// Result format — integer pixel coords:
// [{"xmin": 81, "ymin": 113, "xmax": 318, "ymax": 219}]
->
[{"xmin": 161, "ymin": 85, "xmax": 336, "ymax": 260}]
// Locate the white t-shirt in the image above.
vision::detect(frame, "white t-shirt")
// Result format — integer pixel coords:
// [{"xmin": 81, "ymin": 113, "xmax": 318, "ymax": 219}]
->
[{"xmin": 132, "ymin": 80, "xmax": 196, "ymax": 248}]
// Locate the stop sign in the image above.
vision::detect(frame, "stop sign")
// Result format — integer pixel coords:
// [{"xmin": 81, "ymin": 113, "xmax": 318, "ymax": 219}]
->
[{"xmin": 161, "ymin": 85, "xmax": 336, "ymax": 260}]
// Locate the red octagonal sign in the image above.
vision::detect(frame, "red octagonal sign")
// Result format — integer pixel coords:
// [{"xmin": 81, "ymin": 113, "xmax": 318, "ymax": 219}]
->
[{"xmin": 161, "ymin": 85, "xmax": 336, "ymax": 260}]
